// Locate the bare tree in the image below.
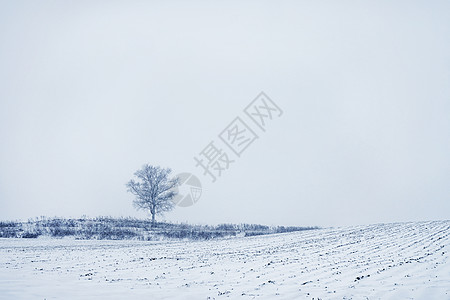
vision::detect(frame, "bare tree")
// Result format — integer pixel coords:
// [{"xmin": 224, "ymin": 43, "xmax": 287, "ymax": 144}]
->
[{"xmin": 126, "ymin": 164, "xmax": 179, "ymax": 226}]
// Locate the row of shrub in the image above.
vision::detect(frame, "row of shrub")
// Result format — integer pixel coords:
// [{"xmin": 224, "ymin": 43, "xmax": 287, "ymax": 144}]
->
[{"xmin": 0, "ymin": 217, "xmax": 318, "ymax": 241}]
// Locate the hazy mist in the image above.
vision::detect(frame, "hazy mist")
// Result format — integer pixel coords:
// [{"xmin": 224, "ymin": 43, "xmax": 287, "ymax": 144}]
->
[{"xmin": 1, "ymin": 0, "xmax": 449, "ymax": 227}]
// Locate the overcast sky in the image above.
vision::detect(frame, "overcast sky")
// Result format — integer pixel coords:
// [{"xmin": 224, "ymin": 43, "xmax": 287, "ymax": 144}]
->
[{"xmin": 1, "ymin": 0, "xmax": 449, "ymax": 227}]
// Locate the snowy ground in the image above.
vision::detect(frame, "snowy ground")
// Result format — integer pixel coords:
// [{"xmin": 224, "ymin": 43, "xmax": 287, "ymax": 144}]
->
[{"xmin": 0, "ymin": 221, "xmax": 449, "ymax": 300}]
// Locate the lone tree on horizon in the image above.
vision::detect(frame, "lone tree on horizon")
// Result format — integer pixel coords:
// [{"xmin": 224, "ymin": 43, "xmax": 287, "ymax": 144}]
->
[{"xmin": 126, "ymin": 164, "xmax": 179, "ymax": 226}]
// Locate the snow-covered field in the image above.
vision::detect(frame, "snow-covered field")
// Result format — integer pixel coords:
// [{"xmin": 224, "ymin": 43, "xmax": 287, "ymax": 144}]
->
[{"xmin": 0, "ymin": 221, "xmax": 449, "ymax": 300}]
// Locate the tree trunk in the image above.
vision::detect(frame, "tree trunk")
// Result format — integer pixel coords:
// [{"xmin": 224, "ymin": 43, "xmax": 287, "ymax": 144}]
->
[{"xmin": 151, "ymin": 212, "xmax": 155, "ymax": 227}]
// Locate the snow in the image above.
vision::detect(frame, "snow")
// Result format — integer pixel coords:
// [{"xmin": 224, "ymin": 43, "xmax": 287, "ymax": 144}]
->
[{"xmin": 0, "ymin": 221, "xmax": 449, "ymax": 299}]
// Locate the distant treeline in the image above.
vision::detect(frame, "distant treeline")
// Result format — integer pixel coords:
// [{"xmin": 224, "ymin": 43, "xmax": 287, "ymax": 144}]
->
[{"xmin": 0, "ymin": 217, "xmax": 319, "ymax": 241}]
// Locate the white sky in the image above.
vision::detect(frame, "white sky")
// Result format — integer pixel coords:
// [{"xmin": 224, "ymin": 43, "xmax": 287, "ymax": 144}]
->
[{"xmin": 1, "ymin": 0, "xmax": 449, "ymax": 227}]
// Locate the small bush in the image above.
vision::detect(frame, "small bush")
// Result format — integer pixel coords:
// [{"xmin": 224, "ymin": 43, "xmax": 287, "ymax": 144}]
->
[
  {"xmin": 50, "ymin": 227, "xmax": 76, "ymax": 237},
  {"xmin": 22, "ymin": 231, "xmax": 40, "ymax": 238}
]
